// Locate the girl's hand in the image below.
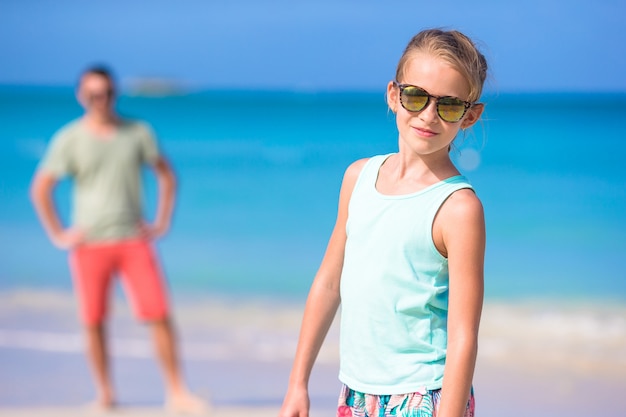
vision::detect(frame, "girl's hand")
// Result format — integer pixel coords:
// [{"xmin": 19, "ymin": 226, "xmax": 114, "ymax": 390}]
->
[
  {"xmin": 51, "ymin": 227, "xmax": 86, "ymax": 249},
  {"xmin": 278, "ymin": 385, "xmax": 310, "ymax": 417}
]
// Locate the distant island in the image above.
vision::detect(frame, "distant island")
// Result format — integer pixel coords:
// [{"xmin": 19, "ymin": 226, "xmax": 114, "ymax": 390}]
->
[{"xmin": 123, "ymin": 77, "xmax": 188, "ymax": 97}]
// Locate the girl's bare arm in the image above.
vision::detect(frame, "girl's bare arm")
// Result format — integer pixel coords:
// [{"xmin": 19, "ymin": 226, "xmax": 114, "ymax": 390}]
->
[
  {"xmin": 279, "ymin": 158, "xmax": 367, "ymax": 417},
  {"xmin": 435, "ymin": 189, "xmax": 485, "ymax": 417}
]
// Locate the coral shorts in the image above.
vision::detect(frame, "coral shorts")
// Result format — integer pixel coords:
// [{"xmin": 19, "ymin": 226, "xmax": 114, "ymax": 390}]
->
[{"xmin": 69, "ymin": 238, "xmax": 170, "ymax": 326}]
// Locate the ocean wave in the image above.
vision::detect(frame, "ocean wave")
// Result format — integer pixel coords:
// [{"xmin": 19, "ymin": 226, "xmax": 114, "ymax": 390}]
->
[
  {"xmin": 1, "ymin": 290, "xmax": 624, "ymax": 373},
  {"xmin": 0, "ymin": 328, "xmax": 315, "ymax": 363},
  {"xmin": 0, "ymin": 290, "xmax": 339, "ymax": 363},
  {"xmin": 479, "ymin": 302, "xmax": 626, "ymax": 375}
]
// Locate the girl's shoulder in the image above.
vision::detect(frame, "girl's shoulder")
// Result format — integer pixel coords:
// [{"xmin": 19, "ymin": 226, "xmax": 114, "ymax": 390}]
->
[
  {"xmin": 434, "ymin": 187, "xmax": 484, "ymax": 258},
  {"xmin": 343, "ymin": 153, "xmax": 392, "ymax": 183},
  {"xmin": 439, "ymin": 187, "xmax": 484, "ymax": 229},
  {"xmin": 344, "ymin": 157, "xmax": 370, "ymax": 179},
  {"xmin": 337, "ymin": 158, "xmax": 371, "ymax": 203},
  {"xmin": 342, "ymin": 157, "xmax": 379, "ymax": 192}
]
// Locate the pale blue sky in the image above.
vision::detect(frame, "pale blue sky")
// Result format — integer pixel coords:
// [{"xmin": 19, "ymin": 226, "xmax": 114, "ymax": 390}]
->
[{"xmin": 1, "ymin": 0, "xmax": 624, "ymax": 92}]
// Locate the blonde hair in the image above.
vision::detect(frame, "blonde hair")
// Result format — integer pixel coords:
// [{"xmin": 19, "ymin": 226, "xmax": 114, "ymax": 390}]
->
[{"xmin": 395, "ymin": 29, "xmax": 488, "ymax": 102}]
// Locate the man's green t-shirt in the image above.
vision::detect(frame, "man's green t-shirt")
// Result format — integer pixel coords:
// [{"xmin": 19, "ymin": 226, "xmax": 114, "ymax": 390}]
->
[{"xmin": 40, "ymin": 119, "xmax": 160, "ymax": 242}]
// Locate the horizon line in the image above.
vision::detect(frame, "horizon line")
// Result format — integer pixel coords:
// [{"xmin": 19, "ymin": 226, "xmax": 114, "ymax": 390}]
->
[{"xmin": 0, "ymin": 82, "xmax": 625, "ymax": 96}]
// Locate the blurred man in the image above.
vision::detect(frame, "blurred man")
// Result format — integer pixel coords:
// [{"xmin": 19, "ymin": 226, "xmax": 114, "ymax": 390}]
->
[{"xmin": 30, "ymin": 65, "xmax": 206, "ymax": 413}]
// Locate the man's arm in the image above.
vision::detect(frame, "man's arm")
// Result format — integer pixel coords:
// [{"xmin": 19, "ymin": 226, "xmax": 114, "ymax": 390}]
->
[
  {"xmin": 146, "ymin": 156, "xmax": 177, "ymax": 239},
  {"xmin": 30, "ymin": 170, "xmax": 84, "ymax": 249}
]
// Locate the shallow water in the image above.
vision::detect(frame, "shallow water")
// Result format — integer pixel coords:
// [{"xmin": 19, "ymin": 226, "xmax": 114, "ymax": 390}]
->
[{"xmin": 1, "ymin": 88, "xmax": 625, "ymax": 302}]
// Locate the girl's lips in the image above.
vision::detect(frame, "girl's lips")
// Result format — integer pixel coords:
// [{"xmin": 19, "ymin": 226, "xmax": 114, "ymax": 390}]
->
[{"xmin": 412, "ymin": 126, "xmax": 437, "ymax": 137}]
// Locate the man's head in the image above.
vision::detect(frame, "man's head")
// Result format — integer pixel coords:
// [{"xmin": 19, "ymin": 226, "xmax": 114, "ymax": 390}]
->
[{"xmin": 76, "ymin": 65, "xmax": 116, "ymax": 117}]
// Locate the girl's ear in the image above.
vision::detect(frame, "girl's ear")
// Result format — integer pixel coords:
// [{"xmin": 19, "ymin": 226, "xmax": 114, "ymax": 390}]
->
[
  {"xmin": 387, "ymin": 81, "xmax": 398, "ymax": 113},
  {"xmin": 461, "ymin": 103, "xmax": 484, "ymax": 129}
]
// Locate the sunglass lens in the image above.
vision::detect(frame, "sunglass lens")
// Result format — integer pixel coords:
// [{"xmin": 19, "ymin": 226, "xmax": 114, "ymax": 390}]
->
[
  {"xmin": 437, "ymin": 98, "xmax": 466, "ymax": 122},
  {"xmin": 401, "ymin": 87, "xmax": 429, "ymax": 112}
]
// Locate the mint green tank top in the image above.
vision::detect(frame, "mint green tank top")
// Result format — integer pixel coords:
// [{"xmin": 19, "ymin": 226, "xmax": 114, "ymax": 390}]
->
[{"xmin": 338, "ymin": 154, "xmax": 474, "ymax": 395}]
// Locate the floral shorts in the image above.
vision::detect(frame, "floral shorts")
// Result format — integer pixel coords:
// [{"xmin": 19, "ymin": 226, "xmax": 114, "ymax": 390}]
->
[{"xmin": 337, "ymin": 384, "xmax": 475, "ymax": 417}]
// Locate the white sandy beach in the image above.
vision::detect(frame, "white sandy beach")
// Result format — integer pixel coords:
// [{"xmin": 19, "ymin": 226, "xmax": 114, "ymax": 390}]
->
[
  {"xmin": 0, "ymin": 406, "xmax": 280, "ymax": 417},
  {"xmin": 1, "ymin": 290, "xmax": 625, "ymax": 417}
]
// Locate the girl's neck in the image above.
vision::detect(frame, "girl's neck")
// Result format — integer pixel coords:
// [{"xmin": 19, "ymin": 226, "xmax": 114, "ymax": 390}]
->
[
  {"xmin": 376, "ymin": 149, "xmax": 460, "ymax": 196},
  {"xmin": 394, "ymin": 147, "xmax": 459, "ymax": 180}
]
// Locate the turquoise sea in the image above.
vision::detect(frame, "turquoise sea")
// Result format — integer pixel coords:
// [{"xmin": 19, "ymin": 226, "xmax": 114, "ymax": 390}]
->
[
  {"xmin": 1, "ymin": 88, "xmax": 626, "ymax": 414},
  {"xmin": 0, "ymin": 86, "xmax": 625, "ymax": 302}
]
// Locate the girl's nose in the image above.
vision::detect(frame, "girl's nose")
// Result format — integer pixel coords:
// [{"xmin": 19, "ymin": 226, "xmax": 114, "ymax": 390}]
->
[{"xmin": 418, "ymin": 98, "xmax": 439, "ymax": 123}]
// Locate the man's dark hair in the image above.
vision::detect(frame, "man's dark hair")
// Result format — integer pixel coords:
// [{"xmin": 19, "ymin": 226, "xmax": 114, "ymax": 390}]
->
[{"xmin": 78, "ymin": 64, "xmax": 116, "ymax": 87}]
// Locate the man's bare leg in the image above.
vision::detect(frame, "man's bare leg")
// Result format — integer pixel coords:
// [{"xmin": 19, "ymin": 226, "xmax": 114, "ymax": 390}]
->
[
  {"xmin": 85, "ymin": 323, "xmax": 115, "ymax": 408},
  {"xmin": 150, "ymin": 317, "xmax": 207, "ymax": 414}
]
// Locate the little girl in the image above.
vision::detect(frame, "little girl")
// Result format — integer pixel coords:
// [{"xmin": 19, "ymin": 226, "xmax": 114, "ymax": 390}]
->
[{"xmin": 280, "ymin": 29, "xmax": 487, "ymax": 417}]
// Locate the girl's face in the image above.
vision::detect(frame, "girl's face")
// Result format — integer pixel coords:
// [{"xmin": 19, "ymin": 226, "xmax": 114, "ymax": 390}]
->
[{"xmin": 387, "ymin": 52, "xmax": 483, "ymax": 159}]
